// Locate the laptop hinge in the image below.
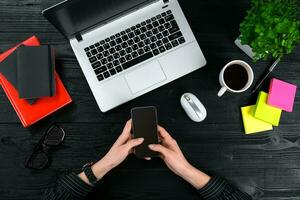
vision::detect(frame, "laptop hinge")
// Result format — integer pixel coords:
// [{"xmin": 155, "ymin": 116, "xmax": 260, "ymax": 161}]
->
[
  {"xmin": 163, "ymin": 0, "xmax": 169, "ymax": 4},
  {"xmin": 75, "ymin": 33, "xmax": 83, "ymax": 42}
]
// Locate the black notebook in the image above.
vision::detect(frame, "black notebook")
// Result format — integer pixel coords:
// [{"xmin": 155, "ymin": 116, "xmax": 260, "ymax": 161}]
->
[
  {"xmin": 17, "ymin": 46, "xmax": 55, "ymax": 99},
  {"xmin": 0, "ymin": 45, "xmax": 55, "ymax": 103}
]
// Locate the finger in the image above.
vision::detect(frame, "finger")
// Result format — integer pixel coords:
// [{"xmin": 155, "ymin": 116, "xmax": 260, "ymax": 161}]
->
[
  {"xmin": 157, "ymin": 126, "xmax": 172, "ymax": 140},
  {"xmin": 126, "ymin": 138, "xmax": 144, "ymax": 150},
  {"xmin": 115, "ymin": 120, "xmax": 132, "ymax": 145},
  {"xmin": 144, "ymin": 157, "xmax": 151, "ymax": 161},
  {"xmin": 148, "ymin": 144, "xmax": 169, "ymax": 156}
]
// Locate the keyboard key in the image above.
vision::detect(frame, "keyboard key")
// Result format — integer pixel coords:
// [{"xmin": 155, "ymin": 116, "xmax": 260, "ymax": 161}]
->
[
  {"xmin": 115, "ymin": 33, "xmax": 121, "ymax": 38},
  {"xmin": 122, "ymin": 35, "xmax": 129, "ymax": 41},
  {"xmin": 146, "ymin": 31, "xmax": 152, "ymax": 37},
  {"xmin": 138, "ymin": 41, "xmax": 145, "ymax": 48},
  {"xmin": 146, "ymin": 24, "xmax": 153, "ymax": 30},
  {"xmin": 166, "ymin": 43, "xmax": 172, "ymax": 50},
  {"xmin": 100, "ymin": 40, "xmax": 105, "ymax": 45},
  {"xmin": 120, "ymin": 57, "xmax": 126, "ymax": 63},
  {"xmin": 144, "ymin": 46, "xmax": 151, "ymax": 52},
  {"xmin": 101, "ymin": 58, "xmax": 108, "ymax": 65},
  {"xmin": 115, "ymin": 45, "xmax": 122, "ymax": 51},
  {"xmin": 169, "ymin": 31, "xmax": 183, "ymax": 41},
  {"xmin": 164, "ymin": 23, "xmax": 171, "ymax": 29},
  {"xmin": 134, "ymin": 29, "xmax": 141, "ymax": 35},
  {"xmin": 104, "ymin": 43, "xmax": 110, "ymax": 49},
  {"xmin": 113, "ymin": 53, "xmax": 120, "ymax": 59},
  {"xmin": 151, "ymin": 17, "xmax": 156, "ymax": 21},
  {"xmin": 156, "ymin": 14, "xmax": 162, "ymax": 19},
  {"xmin": 169, "ymin": 24, "xmax": 180, "ymax": 34},
  {"xmin": 146, "ymin": 19, "xmax": 151, "ymax": 24},
  {"xmin": 157, "ymin": 33, "xmax": 163, "ymax": 39},
  {"xmin": 107, "ymin": 56, "xmax": 114, "ymax": 62},
  {"xmin": 97, "ymin": 46, "xmax": 104, "ymax": 52},
  {"xmin": 159, "ymin": 46, "xmax": 166, "ymax": 53},
  {"xmin": 126, "ymin": 28, "xmax": 131, "ymax": 33},
  {"xmin": 89, "ymin": 44, "xmax": 95, "ymax": 49},
  {"xmin": 128, "ymin": 39, "xmax": 134, "ymax": 45},
  {"xmin": 92, "ymin": 61, "xmax": 101, "ymax": 69},
  {"xmin": 126, "ymin": 47, "xmax": 133, "ymax": 54},
  {"xmin": 113, "ymin": 60, "xmax": 120, "ymax": 66},
  {"xmin": 128, "ymin": 32, "xmax": 135, "ymax": 38},
  {"xmin": 166, "ymin": 10, "xmax": 172, "ymax": 14},
  {"xmin": 150, "ymin": 36, "xmax": 157, "ymax": 42},
  {"xmin": 132, "ymin": 51, "xmax": 138, "ymax": 58},
  {"xmin": 162, "ymin": 30, "xmax": 169, "ymax": 37},
  {"xmin": 122, "ymin": 52, "xmax": 153, "ymax": 70},
  {"xmin": 159, "ymin": 18, "xmax": 165, "ymax": 25},
  {"xmin": 95, "ymin": 66, "xmax": 107, "ymax": 75},
  {"xmin": 162, "ymin": 38, "xmax": 169, "ymax": 44},
  {"xmin": 152, "ymin": 28, "xmax": 159, "ymax": 34},
  {"xmin": 153, "ymin": 21, "xmax": 159, "ymax": 27},
  {"xmin": 158, "ymin": 25, "xmax": 165, "ymax": 32},
  {"xmin": 153, "ymin": 49, "xmax": 160, "ymax": 56},
  {"xmin": 103, "ymin": 50, "xmax": 109, "ymax": 57},
  {"xmin": 178, "ymin": 37, "xmax": 186, "ymax": 44},
  {"xmin": 141, "ymin": 21, "xmax": 146, "ymax": 26},
  {"xmin": 86, "ymin": 52, "xmax": 92, "ymax": 58},
  {"xmin": 110, "ymin": 40, "xmax": 116, "ymax": 47},
  {"xmin": 109, "ymin": 68, "xmax": 117, "ymax": 75},
  {"xmin": 95, "ymin": 42, "xmax": 100, "ymax": 47},
  {"xmin": 116, "ymin": 66, "xmax": 123, "ymax": 72},
  {"xmin": 156, "ymin": 40, "xmax": 163, "ymax": 47},
  {"xmin": 89, "ymin": 56, "xmax": 97, "ymax": 63},
  {"xmin": 150, "ymin": 43, "xmax": 157, "ymax": 49},
  {"xmin": 120, "ymin": 50, "xmax": 126, "ymax": 56},
  {"xmin": 162, "ymin": 12, "xmax": 167, "ymax": 17},
  {"xmin": 133, "ymin": 37, "xmax": 140, "ymax": 43},
  {"xmin": 144, "ymin": 38, "xmax": 151, "ymax": 45},
  {"xmin": 125, "ymin": 54, "xmax": 132, "ymax": 61},
  {"xmin": 140, "ymin": 27, "xmax": 147, "ymax": 33},
  {"xmin": 165, "ymin": 14, "xmax": 174, "ymax": 22},
  {"xmin": 97, "ymin": 53, "xmax": 103, "ymax": 60},
  {"xmin": 84, "ymin": 47, "xmax": 89, "ymax": 51},
  {"xmin": 172, "ymin": 40, "xmax": 179, "ymax": 47},
  {"xmin": 105, "ymin": 38, "xmax": 110, "ymax": 42},
  {"xmin": 130, "ymin": 26, "xmax": 136, "ymax": 31},
  {"xmin": 121, "ymin": 42, "xmax": 128, "ymax": 48},
  {"xmin": 103, "ymin": 71, "xmax": 110, "ymax": 78},
  {"xmin": 109, "ymin": 48, "xmax": 116, "ymax": 54},
  {"xmin": 97, "ymin": 74, "xmax": 104, "ymax": 81},
  {"xmin": 121, "ymin": 31, "xmax": 126, "ymax": 35},
  {"xmin": 91, "ymin": 49, "xmax": 97, "ymax": 55},
  {"xmin": 107, "ymin": 63, "xmax": 113, "ymax": 69},
  {"xmin": 110, "ymin": 35, "xmax": 116, "ymax": 40},
  {"xmin": 137, "ymin": 49, "xmax": 144, "ymax": 55},
  {"xmin": 116, "ymin": 38, "xmax": 122, "ymax": 44}
]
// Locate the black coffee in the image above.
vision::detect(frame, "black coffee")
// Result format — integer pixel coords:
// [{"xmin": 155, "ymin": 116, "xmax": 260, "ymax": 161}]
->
[{"xmin": 223, "ymin": 64, "xmax": 249, "ymax": 90}]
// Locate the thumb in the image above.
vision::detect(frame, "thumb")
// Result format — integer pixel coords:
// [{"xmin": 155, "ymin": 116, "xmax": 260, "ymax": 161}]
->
[
  {"xmin": 148, "ymin": 144, "xmax": 169, "ymax": 156},
  {"xmin": 126, "ymin": 138, "xmax": 144, "ymax": 150}
]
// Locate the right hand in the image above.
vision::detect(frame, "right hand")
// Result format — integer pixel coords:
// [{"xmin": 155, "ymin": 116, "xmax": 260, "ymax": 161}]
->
[{"xmin": 148, "ymin": 126, "xmax": 211, "ymax": 189}]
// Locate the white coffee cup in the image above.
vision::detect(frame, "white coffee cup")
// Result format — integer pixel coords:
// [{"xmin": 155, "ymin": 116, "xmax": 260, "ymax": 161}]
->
[{"xmin": 218, "ymin": 60, "xmax": 254, "ymax": 97}]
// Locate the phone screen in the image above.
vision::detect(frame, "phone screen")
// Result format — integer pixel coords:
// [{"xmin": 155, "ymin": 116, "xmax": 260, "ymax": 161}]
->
[{"xmin": 131, "ymin": 106, "xmax": 158, "ymax": 158}]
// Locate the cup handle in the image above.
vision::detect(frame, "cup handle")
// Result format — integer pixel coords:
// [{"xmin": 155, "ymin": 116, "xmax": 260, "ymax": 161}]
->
[{"xmin": 218, "ymin": 87, "xmax": 227, "ymax": 97}]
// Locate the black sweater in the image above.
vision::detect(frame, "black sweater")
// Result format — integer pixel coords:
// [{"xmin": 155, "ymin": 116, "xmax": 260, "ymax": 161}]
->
[{"xmin": 41, "ymin": 173, "xmax": 252, "ymax": 200}]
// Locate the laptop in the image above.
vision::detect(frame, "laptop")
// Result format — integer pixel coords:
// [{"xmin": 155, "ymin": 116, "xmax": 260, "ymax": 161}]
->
[{"xmin": 42, "ymin": 0, "xmax": 206, "ymax": 112}]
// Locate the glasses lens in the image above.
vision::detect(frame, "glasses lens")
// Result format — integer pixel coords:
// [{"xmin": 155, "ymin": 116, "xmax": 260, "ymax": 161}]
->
[
  {"xmin": 44, "ymin": 125, "xmax": 65, "ymax": 146},
  {"xmin": 27, "ymin": 149, "xmax": 49, "ymax": 170}
]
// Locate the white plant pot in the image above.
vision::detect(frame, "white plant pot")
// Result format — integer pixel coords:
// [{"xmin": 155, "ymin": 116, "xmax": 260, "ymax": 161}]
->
[{"xmin": 234, "ymin": 36, "xmax": 254, "ymax": 59}]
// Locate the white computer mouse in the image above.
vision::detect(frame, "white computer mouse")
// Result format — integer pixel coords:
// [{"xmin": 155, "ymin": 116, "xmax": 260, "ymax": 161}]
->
[{"xmin": 180, "ymin": 93, "xmax": 207, "ymax": 122}]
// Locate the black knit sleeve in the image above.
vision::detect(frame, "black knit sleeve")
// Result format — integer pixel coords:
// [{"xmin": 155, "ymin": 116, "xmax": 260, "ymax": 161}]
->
[
  {"xmin": 41, "ymin": 172, "xmax": 93, "ymax": 200},
  {"xmin": 198, "ymin": 176, "xmax": 252, "ymax": 200}
]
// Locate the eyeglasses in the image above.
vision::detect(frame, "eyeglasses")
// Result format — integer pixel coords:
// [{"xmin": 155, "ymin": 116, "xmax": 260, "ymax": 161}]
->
[{"xmin": 24, "ymin": 124, "xmax": 66, "ymax": 170}]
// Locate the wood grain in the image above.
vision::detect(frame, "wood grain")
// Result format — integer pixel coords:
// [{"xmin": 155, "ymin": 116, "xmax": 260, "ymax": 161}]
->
[{"xmin": 0, "ymin": 0, "xmax": 300, "ymax": 199}]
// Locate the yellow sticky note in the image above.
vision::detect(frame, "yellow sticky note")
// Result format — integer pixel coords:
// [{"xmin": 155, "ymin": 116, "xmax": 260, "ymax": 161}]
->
[
  {"xmin": 254, "ymin": 91, "xmax": 282, "ymax": 126},
  {"xmin": 241, "ymin": 105, "xmax": 273, "ymax": 134}
]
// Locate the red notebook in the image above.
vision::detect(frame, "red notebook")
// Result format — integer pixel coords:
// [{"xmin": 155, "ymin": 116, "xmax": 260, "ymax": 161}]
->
[{"xmin": 0, "ymin": 36, "xmax": 72, "ymax": 127}]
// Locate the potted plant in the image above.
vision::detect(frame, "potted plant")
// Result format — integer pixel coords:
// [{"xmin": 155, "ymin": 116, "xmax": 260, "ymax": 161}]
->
[{"xmin": 235, "ymin": 0, "xmax": 300, "ymax": 62}]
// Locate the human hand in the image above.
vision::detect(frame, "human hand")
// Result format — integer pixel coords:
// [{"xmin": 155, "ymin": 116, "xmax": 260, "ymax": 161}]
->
[
  {"xmin": 148, "ymin": 126, "xmax": 211, "ymax": 189},
  {"xmin": 91, "ymin": 120, "xmax": 144, "ymax": 180}
]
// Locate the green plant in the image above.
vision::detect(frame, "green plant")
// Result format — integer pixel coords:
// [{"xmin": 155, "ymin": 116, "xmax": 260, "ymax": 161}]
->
[{"xmin": 239, "ymin": 0, "xmax": 300, "ymax": 61}]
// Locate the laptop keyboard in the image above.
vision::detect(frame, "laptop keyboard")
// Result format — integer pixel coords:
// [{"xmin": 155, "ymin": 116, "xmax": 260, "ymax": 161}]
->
[{"xmin": 84, "ymin": 10, "xmax": 186, "ymax": 82}]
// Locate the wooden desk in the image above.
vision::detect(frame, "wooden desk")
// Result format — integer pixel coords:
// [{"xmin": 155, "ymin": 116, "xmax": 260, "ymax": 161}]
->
[{"xmin": 0, "ymin": 0, "xmax": 299, "ymax": 199}]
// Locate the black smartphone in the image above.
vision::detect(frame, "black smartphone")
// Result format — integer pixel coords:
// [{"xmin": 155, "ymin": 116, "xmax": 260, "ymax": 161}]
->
[{"xmin": 131, "ymin": 106, "xmax": 158, "ymax": 158}]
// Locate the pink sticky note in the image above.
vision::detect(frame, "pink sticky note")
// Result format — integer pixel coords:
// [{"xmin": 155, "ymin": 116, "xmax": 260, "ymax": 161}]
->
[{"xmin": 268, "ymin": 78, "xmax": 297, "ymax": 112}]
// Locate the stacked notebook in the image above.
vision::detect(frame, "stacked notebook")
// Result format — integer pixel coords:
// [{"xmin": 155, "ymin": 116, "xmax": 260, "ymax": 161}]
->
[
  {"xmin": 241, "ymin": 78, "xmax": 297, "ymax": 134},
  {"xmin": 0, "ymin": 36, "xmax": 72, "ymax": 127}
]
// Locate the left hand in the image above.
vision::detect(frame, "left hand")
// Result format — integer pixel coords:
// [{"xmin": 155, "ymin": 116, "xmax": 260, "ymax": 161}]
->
[{"xmin": 80, "ymin": 120, "xmax": 144, "ymax": 183}]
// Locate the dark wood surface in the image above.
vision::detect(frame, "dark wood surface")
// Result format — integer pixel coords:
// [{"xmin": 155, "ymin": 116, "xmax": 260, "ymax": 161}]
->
[{"xmin": 0, "ymin": 0, "xmax": 300, "ymax": 199}]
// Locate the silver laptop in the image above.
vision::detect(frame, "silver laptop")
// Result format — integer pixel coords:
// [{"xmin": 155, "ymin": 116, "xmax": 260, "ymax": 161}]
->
[{"xmin": 43, "ymin": 0, "xmax": 206, "ymax": 112}]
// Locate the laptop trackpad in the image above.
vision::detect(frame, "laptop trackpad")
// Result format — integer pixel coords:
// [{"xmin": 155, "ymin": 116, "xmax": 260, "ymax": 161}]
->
[{"xmin": 125, "ymin": 61, "xmax": 166, "ymax": 94}]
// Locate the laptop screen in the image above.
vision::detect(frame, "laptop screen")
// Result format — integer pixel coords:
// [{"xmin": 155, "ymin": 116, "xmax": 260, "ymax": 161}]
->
[{"xmin": 43, "ymin": 0, "xmax": 153, "ymax": 39}]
